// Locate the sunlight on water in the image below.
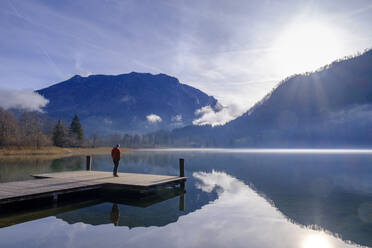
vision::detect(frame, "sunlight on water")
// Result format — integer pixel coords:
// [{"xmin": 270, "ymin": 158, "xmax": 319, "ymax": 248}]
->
[{"xmin": 191, "ymin": 171, "xmax": 358, "ymax": 248}]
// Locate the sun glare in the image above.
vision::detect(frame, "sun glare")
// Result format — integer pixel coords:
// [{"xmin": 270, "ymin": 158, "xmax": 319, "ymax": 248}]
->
[
  {"xmin": 270, "ymin": 20, "xmax": 346, "ymax": 77},
  {"xmin": 302, "ymin": 234, "xmax": 332, "ymax": 248}
]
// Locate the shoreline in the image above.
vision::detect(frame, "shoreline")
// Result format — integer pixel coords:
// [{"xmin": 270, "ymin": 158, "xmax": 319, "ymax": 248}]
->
[{"xmin": 0, "ymin": 147, "xmax": 131, "ymax": 161}]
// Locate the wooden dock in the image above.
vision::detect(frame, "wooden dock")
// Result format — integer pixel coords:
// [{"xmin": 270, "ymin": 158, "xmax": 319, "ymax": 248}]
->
[{"xmin": 0, "ymin": 170, "xmax": 186, "ymax": 205}]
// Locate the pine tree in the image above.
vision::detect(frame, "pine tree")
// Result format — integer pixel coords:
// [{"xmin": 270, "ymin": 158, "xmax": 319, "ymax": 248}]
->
[
  {"xmin": 70, "ymin": 114, "xmax": 84, "ymax": 146},
  {"xmin": 53, "ymin": 120, "xmax": 66, "ymax": 147}
]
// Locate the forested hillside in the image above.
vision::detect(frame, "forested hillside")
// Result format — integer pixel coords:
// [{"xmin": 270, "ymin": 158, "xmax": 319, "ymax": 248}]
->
[{"xmin": 171, "ymin": 49, "xmax": 372, "ymax": 147}]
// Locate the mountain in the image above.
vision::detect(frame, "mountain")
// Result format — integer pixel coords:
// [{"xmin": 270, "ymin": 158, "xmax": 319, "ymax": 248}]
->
[
  {"xmin": 172, "ymin": 49, "xmax": 372, "ymax": 147},
  {"xmin": 37, "ymin": 72, "xmax": 219, "ymax": 135}
]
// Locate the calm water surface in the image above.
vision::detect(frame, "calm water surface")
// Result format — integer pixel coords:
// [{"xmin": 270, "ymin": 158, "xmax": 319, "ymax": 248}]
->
[{"xmin": 0, "ymin": 149, "xmax": 372, "ymax": 248}]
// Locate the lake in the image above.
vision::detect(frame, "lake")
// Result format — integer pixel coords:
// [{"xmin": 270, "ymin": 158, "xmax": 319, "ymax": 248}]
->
[{"xmin": 0, "ymin": 149, "xmax": 372, "ymax": 248}]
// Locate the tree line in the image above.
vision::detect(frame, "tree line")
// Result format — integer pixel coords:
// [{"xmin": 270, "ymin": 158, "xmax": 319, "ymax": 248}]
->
[
  {"xmin": 0, "ymin": 108, "xmax": 84, "ymax": 148},
  {"xmin": 0, "ymin": 107, "xmax": 181, "ymax": 149},
  {"xmin": 99, "ymin": 129, "xmax": 218, "ymax": 148},
  {"xmin": 0, "ymin": 107, "xmax": 213, "ymax": 148},
  {"xmin": 52, "ymin": 115, "xmax": 84, "ymax": 147},
  {"xmin": 101, "ymin": 130, "xmax": 174, "ymax": 148}
]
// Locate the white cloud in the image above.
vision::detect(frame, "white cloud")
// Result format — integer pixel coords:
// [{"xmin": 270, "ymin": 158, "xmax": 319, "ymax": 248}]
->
[
  {"xmin": 120, "ymin": 95, "xmax": 133, "ymax": 103},
  {"xmin": 171, "ymin": 114, "xmax": 182, "ymax": 122},
  {"xmin": 193, "ymin": 104, "xmax": 243, "ymax": 126},
  {"xmin": 171, "ymin": 114, "xmax": 184, "ymax": 128},
  {"xmin": 0, "ymin": 89, "xmax": 49, "ymax": 112},
  {"xmin": 103, "ymin": 118, "xmax": 112, "ymax": 125},
  {"xmin": 146, "ymin": 114, "xmax": 162, "ymax": 123}
]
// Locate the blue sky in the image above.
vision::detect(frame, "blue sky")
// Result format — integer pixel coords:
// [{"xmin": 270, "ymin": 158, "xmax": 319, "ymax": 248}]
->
[{"xmin": 0, "ymin": 0, "xmax": 371, "ymax": 122}]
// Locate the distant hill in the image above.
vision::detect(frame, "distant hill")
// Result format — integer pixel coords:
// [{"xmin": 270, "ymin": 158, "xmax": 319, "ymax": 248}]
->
[
  {"xmin": 37, "ymin": 72, "xmax": 219, "ymax": 135},
  {"xmin": 173, "ymin": 49, "xmax": 372, "ymax": 147}
]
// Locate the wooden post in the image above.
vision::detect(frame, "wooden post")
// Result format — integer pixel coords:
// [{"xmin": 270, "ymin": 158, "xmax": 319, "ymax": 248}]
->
[
  {"xmin": 179, "ymin": 158, "xmax": 184, "ymax": 177},
  {"xmin": 179, "ymin": 194, "xmax": 185, "ymax": 211},
  {"xmin": 86, "ymin": 156, "xmax": 92, "ymax": 171},
  {"xmin": 53, "ymin": 192, "xmax": 58, "ymax": 202}
]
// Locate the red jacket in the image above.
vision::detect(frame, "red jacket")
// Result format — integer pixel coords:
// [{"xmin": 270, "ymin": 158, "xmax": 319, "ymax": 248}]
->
[{"xmin": 111, "ymin": 147, "xmax": 121, "ymax": 160}]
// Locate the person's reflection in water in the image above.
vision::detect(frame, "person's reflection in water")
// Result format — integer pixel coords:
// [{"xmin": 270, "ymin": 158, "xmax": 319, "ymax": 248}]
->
[{"xmin": 110, "ymin": 203, "xmax": 120, "ymax": 226}]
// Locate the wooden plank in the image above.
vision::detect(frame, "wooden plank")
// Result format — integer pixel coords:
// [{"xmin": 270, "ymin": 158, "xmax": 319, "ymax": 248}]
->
[
  {"xmin": 0, "ymin": 170, "xmax": 186, "ymax": 205},
  {"xmin": 0, "ymin": 186, "xmax": 102, "ymax": 205},
  {"xmin": 0, "ymin": 178, "xmax": 103, "ymax": 204},
  {"xmin": 34, "ymin": 171, "xmax": 186, "ymax": 187}
]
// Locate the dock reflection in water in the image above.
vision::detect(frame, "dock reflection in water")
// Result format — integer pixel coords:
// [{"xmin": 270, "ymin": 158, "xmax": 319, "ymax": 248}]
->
[
  {"xmin": 0, "ymin": 186, "xmax": 187, "ymax": 229},
  {"xmin": 57, "ymin": 187, "xmax": 188, "ymax": 228}
]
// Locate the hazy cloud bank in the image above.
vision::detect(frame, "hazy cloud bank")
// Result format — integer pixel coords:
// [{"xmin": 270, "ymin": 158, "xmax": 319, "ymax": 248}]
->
[
  {"xmin": 193, "ymin": 104, "xmax": 243, "ymax": 126},
  {"xmin": 0, "ymin": 89, "xmax": 49, "ymax": 112}
]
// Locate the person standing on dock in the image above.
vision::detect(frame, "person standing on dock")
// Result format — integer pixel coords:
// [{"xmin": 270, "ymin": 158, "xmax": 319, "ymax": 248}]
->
[{"xmin": 111, "ymin": 144, "xmax": 121, "ymax": 177}]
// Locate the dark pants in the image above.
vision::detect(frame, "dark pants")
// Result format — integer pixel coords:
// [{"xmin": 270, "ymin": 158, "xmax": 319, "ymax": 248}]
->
[
  {"xmin": 113, "ymin": 159, "xmax": 120, "ymax": 175},
  {"xmin": 110, "ymin": 203, "xmax": 120, "ymax": 226}
]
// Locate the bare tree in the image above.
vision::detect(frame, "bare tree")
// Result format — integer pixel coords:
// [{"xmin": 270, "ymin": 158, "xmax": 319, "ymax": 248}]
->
[
  {"xmin": 107, "ymin": 133, "xmax": 122, "ymax": 147},
  {"xmin": 91, "ymin": 131, "xmax": 100, "ymax": 147},
  {"xmin": 0, "ymin": 108, "xmax": 20, "ymax": 146},
  {"xmin": 19, "ymin": 112, "xmax": 51, "ymax": 148}
]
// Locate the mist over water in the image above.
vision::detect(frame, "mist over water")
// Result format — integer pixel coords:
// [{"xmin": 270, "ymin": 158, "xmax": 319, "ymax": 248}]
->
[{"xmin": 138, "ymin": 148, "xmax": 372, "ymax": 154}]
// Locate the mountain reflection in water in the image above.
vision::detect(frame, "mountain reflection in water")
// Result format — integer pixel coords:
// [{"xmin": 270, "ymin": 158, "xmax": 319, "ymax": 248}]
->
[
  {"xmin": 0, "ymin": 150, "xmax": 371, "ymax": 248},
  {"xmin": 0, "ymin": 171, "xmax": 364, "ymax": 248}
]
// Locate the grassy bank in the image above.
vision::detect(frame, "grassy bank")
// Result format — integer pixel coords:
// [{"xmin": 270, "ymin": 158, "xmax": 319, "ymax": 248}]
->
[{"xmin": 0, "ymin": 146, "xmax": 130, "ymax": 161}]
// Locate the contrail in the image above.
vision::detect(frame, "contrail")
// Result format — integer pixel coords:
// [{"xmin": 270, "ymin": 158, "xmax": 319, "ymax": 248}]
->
[
  {"xmin": 346, "ymin": 3, "xmax": 372, "ymax": 19},
  {"xmin": 36, "ymin": 43, "xmax": 65, "ymax": 78},
  {"xmin": 8, "ymin": 0, "xmax": 23, "ymax": 19}
]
